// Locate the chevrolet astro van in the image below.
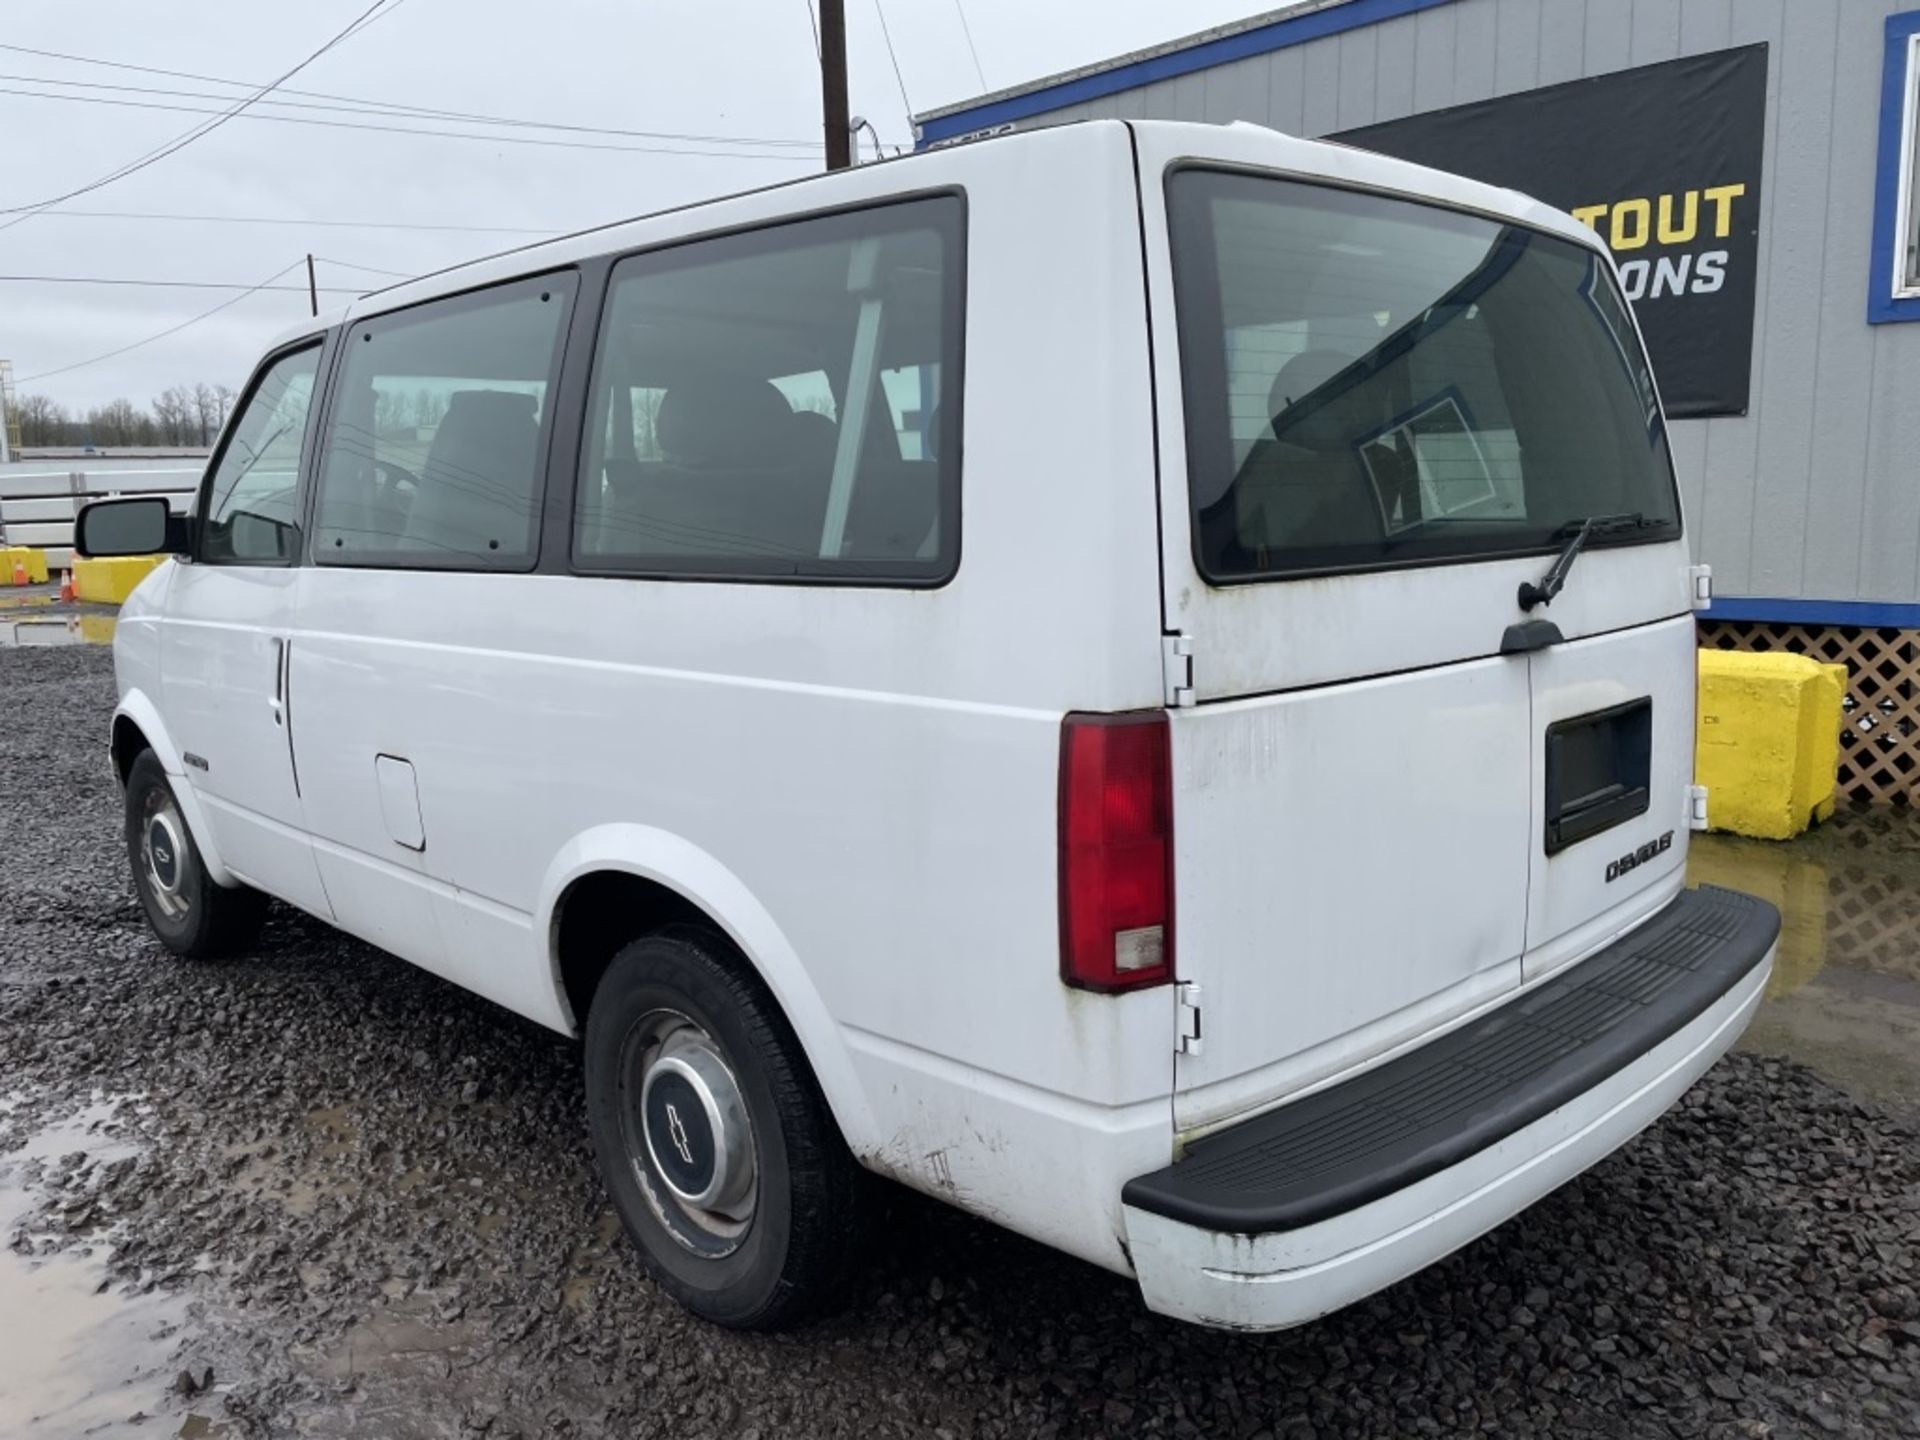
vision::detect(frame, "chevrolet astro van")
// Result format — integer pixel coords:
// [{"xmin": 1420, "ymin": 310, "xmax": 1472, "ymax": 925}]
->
[{"xmin": 78, "ymin": 120, "xmax": 1780, "ymax": 1332}]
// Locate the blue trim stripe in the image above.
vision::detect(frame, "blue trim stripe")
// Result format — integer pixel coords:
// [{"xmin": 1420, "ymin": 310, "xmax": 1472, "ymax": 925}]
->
[
  {"xmin": 917, "ymin": 0, "xmax": 1460, "ymax": 146},
  {"xmin": 1702, "ymin": 596, "xmax": 1920, "ymax": 628},
  {"xmin": 1869, "ymin": 10, "xmax": 1920, "ymax": 324}
]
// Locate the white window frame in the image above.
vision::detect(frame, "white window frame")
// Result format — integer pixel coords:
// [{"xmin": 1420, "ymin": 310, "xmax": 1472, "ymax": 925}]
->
[{"xmin": 1895, "ymin": 32, "xmax": 1920, "ymax": 298}]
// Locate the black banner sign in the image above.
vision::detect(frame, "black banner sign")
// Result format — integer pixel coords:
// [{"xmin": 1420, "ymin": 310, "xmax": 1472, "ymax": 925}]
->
[{"xmin": 1335, "ymin": 45, "xmax": 1768, "ymax": 418}]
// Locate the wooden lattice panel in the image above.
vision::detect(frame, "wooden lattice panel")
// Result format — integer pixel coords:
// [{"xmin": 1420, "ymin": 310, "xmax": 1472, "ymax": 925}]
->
[
  {"xmin": 1824, "ymin": 868, "xmax": 1920, "ymax": 981},
  {"xmin": 1697, "ymin": 621, "xmax": 1920, "ymax": 808}
]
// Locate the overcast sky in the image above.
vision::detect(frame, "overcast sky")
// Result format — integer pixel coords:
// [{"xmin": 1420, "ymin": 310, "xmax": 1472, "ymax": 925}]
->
[{"xmin": 2, "ymin": 0, "xmax": 1262, "ymax": 413}]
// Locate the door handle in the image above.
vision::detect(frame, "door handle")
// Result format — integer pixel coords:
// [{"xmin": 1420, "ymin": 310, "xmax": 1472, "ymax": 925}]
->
[
  {"xmin": 270, "ymin": 637, "xmax": 286, "ymax": 726},
  {"xmin": 1500, "ymin": 618, "xmax": 1564, "ymax": 655}
]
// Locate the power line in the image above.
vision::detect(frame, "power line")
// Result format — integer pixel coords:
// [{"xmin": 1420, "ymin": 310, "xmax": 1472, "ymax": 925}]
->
[
  {"xmin": 0, "ymin": 86, "xmax": 821, "ymax": 162},
  {"xmin": 17, "ymin": 261, "xmax": 308, "ymax": 385},
  {"xmin": 35, "ymin": 207, "xmax": 561, "ymax": 236},
  {"xmin": 805, "ymin": 0, "xmax": 822, "ymax": 61},
  {"xmin": 0, "ymin": 274, "xmax": 363, "ymax": 294},
  {"xmin": 0, "ymin": 63, "xmax": 820, "ymax": 149},
  {"xmin": 952, "ymin": 0, "xmax": 988, "ymax": 93},
  {"xmin": 871, "ymin": 0, "xmax": 915, "ymax": 119},
  {"xmin": 312, "ymin": 254, "xmax": 413, "ymax": 280},
  {"xmin": 0, "ymin": 0, "xmax": 408, "ymax": 225}
]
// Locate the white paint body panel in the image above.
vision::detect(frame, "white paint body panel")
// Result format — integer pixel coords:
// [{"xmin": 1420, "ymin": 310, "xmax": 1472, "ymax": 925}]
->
[
  {"xmin": 155, "ymin": 564, "xmax": 333, "ymax": 919},
  {"xmin": 1168, "ymin": 658, "xmax": 1532, "ymax": 1133},
  {"xmin": 108, "ymin": 120, "xmax": 1757, "ymax": 1320}
]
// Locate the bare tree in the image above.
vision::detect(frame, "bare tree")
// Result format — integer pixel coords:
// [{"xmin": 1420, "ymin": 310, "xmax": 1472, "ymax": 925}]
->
[
  {"xmin": 191, "ymin": 382, "xmax": 221, "ymax": 446},
  {"xmin": 86, "ymin": 398, "xmax": 150, "ymax": 447},
  {"xmin": 213, "ymin": 384, "xmax": 236, "ymax": 438},
  {"xmin": 12, "ymin": 393, "xmax": 66, "ymax": 446},
  {"xmin": 153, "ymin": 386, "xmax": 195, "ymax": 446}
]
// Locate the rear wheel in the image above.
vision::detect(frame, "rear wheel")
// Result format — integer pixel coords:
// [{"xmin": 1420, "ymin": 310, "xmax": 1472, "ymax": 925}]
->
[
  {"xmin": 583, "ymin": 926, "xmax": 864, "ymax": 1329},
  {"xmin": 124, "ymin": 750, "xmax": 267, "ymax": 958}
]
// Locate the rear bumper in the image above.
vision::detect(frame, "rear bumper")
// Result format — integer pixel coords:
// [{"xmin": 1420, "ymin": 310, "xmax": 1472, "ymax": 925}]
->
[{"xmin": 1123, "ymin": 886, "xmax": 1778, "ymax": 1331}]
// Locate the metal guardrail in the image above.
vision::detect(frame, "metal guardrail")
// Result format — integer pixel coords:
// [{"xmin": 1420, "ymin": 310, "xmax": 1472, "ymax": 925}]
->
[{"xmin": 0, "ymin": 469, "xmax": 199, "ymax": 571}]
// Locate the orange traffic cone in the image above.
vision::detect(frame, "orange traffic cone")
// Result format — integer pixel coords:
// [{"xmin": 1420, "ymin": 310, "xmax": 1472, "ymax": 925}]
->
[
  {"xmin": 9, "ymin": 558, "xmax": 25, "ymax": 587},
  {"xmin": 59, "ymin": 567, "xmax": 77, "ymax": 604}
]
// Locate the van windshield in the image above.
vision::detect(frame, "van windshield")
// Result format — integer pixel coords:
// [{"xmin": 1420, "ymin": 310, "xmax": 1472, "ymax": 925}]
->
[{"xmin": 1167, "ymin": 169, "xmax": 1682, "ymax": 582}]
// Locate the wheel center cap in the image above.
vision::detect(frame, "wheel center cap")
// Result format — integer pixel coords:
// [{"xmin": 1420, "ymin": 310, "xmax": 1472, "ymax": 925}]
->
[
  {"xmin": 148, "ymin": 819, "xmax": 179, "ymax": 890},
  {"xmin": 644, "ymin": 1066, "xmax": 717, "ymax": 1199}
]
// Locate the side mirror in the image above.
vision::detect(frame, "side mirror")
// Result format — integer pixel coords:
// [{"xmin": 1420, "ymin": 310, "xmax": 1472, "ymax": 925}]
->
[{"xmin": 74, "ymin": 496, "xmax": 190, "ymax": 558}]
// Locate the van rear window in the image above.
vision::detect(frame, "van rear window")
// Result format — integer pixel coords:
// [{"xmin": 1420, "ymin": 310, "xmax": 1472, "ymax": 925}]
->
[{"xmin": 1166, "ymin": 170, "xmax": 1682, "ymax": 583}]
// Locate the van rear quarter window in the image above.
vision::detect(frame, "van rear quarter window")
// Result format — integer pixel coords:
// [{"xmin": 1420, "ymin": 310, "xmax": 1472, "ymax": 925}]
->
[
  {"xmin": 1166, "ymin": 169, "xmax": 1682, "ymax": 582},
  {"xmin": 574, "ymin": 194, "xmax": 963, "ymax": 583}
]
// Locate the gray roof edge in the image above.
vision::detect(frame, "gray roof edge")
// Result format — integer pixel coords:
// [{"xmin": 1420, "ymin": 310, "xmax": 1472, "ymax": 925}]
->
[{"xmin": 912, "ymin": 0, "xmax": 1355, "ymax": 126}]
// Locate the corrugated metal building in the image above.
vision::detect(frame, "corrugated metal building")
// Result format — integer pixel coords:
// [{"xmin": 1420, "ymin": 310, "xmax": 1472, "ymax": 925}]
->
[{"xmin": 915, "ymin": 0, "xmax": 1920, "ymax": 804}]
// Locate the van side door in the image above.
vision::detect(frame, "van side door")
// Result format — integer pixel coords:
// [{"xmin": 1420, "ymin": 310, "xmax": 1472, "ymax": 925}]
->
[
  {"xmin": 160, "ymin": 338, "xmax": 333, "ymax": 920},
  {"xmin": 288, "ymin": 275, "xmax": 576, "ymax": 1011}
]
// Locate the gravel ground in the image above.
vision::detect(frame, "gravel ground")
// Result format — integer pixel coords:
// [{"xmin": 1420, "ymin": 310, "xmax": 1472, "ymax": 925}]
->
[{"xmin": 3, "ymin": 643, "xmax": 1920, "ymax": 1439}]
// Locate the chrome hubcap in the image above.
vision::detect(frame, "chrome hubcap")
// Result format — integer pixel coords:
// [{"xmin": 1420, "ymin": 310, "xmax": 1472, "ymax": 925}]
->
[
  {"xmin": 139, "ymin": 789, "xmax": 191, "ymax": 922},
  {"xmin": 621, "ymin": 1010, "xmax": 757, "ymax": 1257}
]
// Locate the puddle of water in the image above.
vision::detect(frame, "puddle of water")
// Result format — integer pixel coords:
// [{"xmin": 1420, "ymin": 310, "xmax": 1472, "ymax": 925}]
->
[
  {"xmin": 289, "ymin": 1304, "xmax": 475, "ymax": 1440},
  {"xmin": 0, "ymin": 611, "xmax": 116, "ymax": 647},
  {"xmin": 0, "ymin": 1098, "xmax": 197, "ymax": 1437},
  {"xmin": 1689, "ymin": 807, "xmax": 1920, "ymax": 1114},
  {"xmin": 303, "ymin": 1105, "xmax": 356, "ymax": 1159}
]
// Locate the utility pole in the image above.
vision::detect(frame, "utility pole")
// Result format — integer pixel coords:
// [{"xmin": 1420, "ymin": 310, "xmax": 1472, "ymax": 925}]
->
[
  {"xmin": 0, "ymin": 360, "xmax": 16, "ymax": 466},
  {"xmin": 820, "ymin": 0, "xmax": 851, "ymax": 171},
  {"xmin": 305, "ymin": 254, "xmax": 319, "ymax": 318}
]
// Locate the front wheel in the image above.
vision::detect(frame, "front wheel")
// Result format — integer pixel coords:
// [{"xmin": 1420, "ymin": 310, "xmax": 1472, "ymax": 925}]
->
[
  {"xmin": 583, "ymin": 926, "xmax": 865, "ymax": 1329},
  {"xmin": 124, "ymin": 750, "xmax": 268, "ymax": 958}
]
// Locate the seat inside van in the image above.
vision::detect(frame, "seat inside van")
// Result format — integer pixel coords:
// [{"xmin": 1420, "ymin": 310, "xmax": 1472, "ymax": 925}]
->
[
  {"xmin": 576, "ymin": 223, "xmax": 950, "ymax": 572},
  {"xmin": 590, "ymin": 370, "xmax": 937, "ymax": 563}
]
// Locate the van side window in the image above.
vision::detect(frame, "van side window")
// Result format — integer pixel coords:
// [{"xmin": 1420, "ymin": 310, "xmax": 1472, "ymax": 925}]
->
[
  {"xmin": 199, "ymin": 345, "xmax": 321, "ymax": 564},
  {"xmin": 575, "ymin": 195, "xmax": 963, "ymax": 583},
  {"xmin": 312, "ymin": 274, "xmax": 576, "ymax": 570}
]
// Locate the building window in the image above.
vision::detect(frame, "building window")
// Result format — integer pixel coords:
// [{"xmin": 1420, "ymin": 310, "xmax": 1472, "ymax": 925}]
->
[
  {"xmin": 1899, "ymin": 35, "xmax": 1920, "ymax": 292},
  {"xmin": 1871, "ymin": 12, "xmax": 1920, "ymax": 322}
]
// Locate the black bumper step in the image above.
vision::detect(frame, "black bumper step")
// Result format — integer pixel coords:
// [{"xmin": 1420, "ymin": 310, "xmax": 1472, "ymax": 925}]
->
[{"xmin": 1123, "ymin": 885, "xmax": 1779, "ymax": 1235}]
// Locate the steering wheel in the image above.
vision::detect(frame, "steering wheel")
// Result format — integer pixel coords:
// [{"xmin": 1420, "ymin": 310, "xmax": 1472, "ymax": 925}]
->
[{"xmin": 373, "ymin": 457, "xmax": 419, "ymax": 496}]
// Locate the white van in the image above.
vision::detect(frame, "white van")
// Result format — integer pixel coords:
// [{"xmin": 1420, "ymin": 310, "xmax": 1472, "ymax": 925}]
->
[{"xmin": 79, "ymin": 120, "xmax": 1779, "ymax": 1333}]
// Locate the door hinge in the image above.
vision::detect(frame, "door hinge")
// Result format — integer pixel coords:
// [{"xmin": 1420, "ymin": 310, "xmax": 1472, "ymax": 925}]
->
[
  {"xmin": 1162, "ymin": 632, "xmax": 1195, "ymax": 708},
  {"xmin": 1686, "ymin": 784, "xmax": 1710, "ymax": 831},
  {"xmin": 1687, "ymin": 563, "xmax": 1713, "ymax": 611},
  {"xmin": 1175, "ymin": 981, "xmax": 1203, "ymax": 1055}
]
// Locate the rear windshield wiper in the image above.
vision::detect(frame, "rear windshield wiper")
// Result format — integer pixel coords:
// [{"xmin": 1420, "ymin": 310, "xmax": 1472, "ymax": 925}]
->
[{"xmin": 1517, "ymin": 512, "xmax": 1654, "ymax": 611}]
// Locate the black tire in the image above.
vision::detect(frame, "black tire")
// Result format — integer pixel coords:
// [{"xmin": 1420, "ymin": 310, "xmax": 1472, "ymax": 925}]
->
[
  {"xmin": 583, "ymin": 925, "xmax": 865, "ymax": 1329},
  {"xmin": 124, "ymin": 749, "xmax": 268, "ymax": 959}
]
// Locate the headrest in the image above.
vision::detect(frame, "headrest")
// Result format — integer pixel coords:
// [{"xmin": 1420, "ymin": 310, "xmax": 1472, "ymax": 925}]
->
[
  {"xmin": 1267, "ymin": 349, "xmax": 1374, "ymax": 451},
  {"xmin": 434, "ymin": 389, "xmax": 539, "ymax": 451},
  {"xmin": 657, "ymin": 375, "xmax": 796, "ymax": 468}
]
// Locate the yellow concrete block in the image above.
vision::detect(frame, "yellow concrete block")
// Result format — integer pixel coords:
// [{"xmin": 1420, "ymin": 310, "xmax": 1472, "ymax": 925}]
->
[
  {"xmin": 1797, "ymin": 662, "xmax": 1847, "ymax": 827},
  {"xmin": 1695, "ymin": 650, "xmax": 1845, "ymax": 840},
  {"xmin": 2, "ymin": 546, "xmax": 50, "ymax": 585},
  {"xmin": 73, "ymin": 554, "xmax": 167, "ymax": 605}
]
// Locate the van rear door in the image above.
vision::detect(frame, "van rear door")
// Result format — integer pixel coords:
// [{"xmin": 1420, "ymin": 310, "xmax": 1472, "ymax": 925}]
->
[{"xmin": 1131, "ymin": 125, "xmax": 1693, "ymax": 1135}]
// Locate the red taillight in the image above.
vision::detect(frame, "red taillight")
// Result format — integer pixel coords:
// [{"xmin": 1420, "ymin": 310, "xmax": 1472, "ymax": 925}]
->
[{"xmin": 1059, "ymin": 711, "xmax": 1174, "ymax": 992}]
